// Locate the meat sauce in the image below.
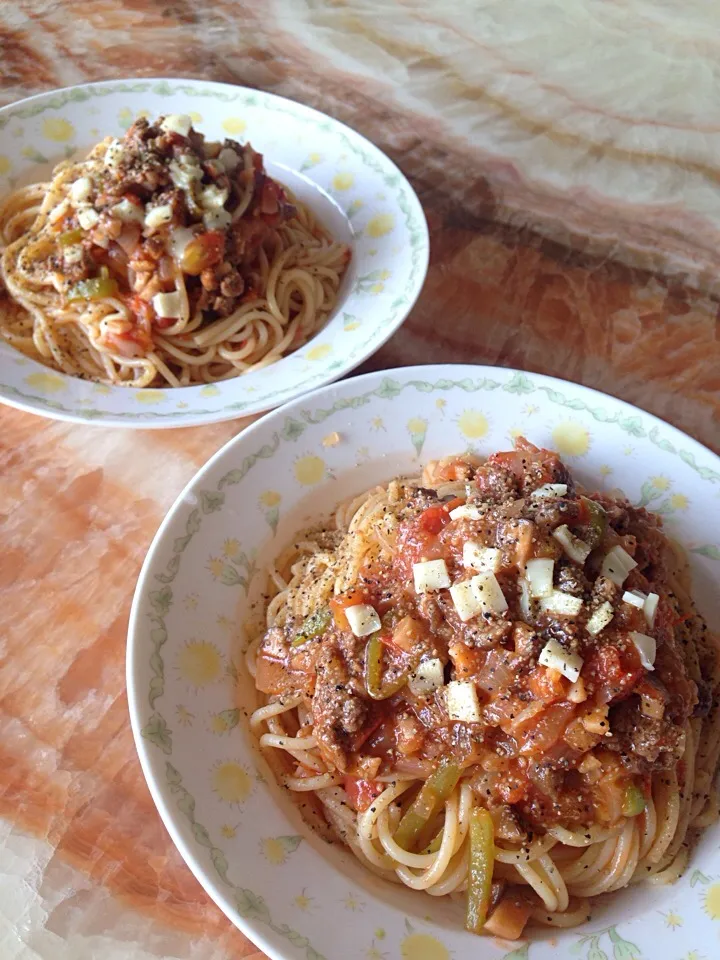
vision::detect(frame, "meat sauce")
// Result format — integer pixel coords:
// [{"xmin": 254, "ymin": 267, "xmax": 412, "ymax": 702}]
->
[{"xmin": 255, "ymin": 439, "xmax": 701, "ymax": 836}]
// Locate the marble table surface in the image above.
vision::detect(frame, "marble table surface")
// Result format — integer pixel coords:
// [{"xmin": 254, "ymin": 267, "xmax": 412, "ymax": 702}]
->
[{"xmin": 2, "ymin": 2, "xmax": 720, "ymax": 958}]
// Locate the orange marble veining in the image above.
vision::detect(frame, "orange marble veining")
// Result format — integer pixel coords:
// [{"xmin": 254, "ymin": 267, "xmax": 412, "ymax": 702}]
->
[{"xmin": 2, "ymin": 1, "xmax": 720, "ymax": 958}]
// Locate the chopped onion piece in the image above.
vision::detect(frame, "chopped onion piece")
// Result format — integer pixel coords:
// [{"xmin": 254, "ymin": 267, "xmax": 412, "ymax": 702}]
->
[
  {"xmin": 145, "ymin": 204, "xmax": 173, "ymax": 230},
  {"xmin": 472, "ymin": 572, "xmax": 508, "ymax": 615},
  {"xmin": 462, "ymin": 541, "xmax": 500, "ymax": 574},
  {"xmin": 553, "ymin": 524, "xmax": 591, "ymax": 564},
  {"xmin": 601, "ymin": 545, "xmax": 637, "ymax": 586},
  {"xmin": 567, "ymin": 676, "xmax": 587, "ymax": 703},
  {"xmin": 538, "ymin": 638, "xmax": 583, "ymax": 682},
  {"xmin": 644, "ymin": 593, "xmax": 659, "ymax": 628},
  {"xmin": 518, "ymin": 577, "xmax": 533, "ymax": 622},
  {"xmin": 199, "ymin": 184, "xmax": 229, "ymax": 210},
  {"xmin": 203, "ymin": 208, "xmax": 232, "ymax": 230},
  {"xmin": 152, "ymin": 291, "xmax": 182, "ymax": 318},
  {"xmin": 622, "ymin": 590, "xmax": 646, "ymax": 609},
  {"xmin": 160, "ymin": 114, "xmax": 192, "ymax": 136},
  {"xmin": 169, "ymin": 226, "xmax": 196, "ymax": 261},
  {"xmin": 586, "ymin": 601, "xmax": 614, "ymax": 637},
  {"xmin": 449, "ymin": 579, "xmax": 481, "ymax": 622},
  {"xmin": 169, "ymin": 155, "xmax": 203, "ymax": 190},
  {"xmin": 408, "ymin": 658, "xmax": 445, "ymax": 696},
  {"xmin": 70, "ymin": 176, "xmax": 92, "ymax": 204},
  {"xmin": 630, "ymin": 631, "xmax": 656, "ymax": 671},
  {"xmin": 640, "ymin": 694, "xmax": 664, "ymax": 719},
  {"xmin": 526, "ymin": 558, "xmax": 554, "ymax": 599},
  {"xmin": 218, "ymin": 147, "xmax": 240, "ymax": 171},
  {"xmin": 104, "ymin": 138, "xmax": 124, "ymax": 170},
  {"xmin": 345, "ymin": 604, "xmax": 382, "ymax": 638},
  {"xmin": 530, "ymin": 483, "xmax": 568, "ymax": 500},
  {"xmin": 77, "ymin": 207, "xmax": 99, "ymax": 230},
  {"xmin": 445, "ymin": 680, "xmax": 482, "ymax": 722},
  {"xmin": 539, "ymin": 590, "xmax": 583, "ymax": 616},
  {"xmin": 449, "ymin": 504, "xmax": 483, "ymax": 521},
  {"xmin": 413, "ymin": 559, "xmax": 451, "ymax": 594},
  {"xmin": 112, "ymin": 198, "xmax": 144, "ymax": 223}
]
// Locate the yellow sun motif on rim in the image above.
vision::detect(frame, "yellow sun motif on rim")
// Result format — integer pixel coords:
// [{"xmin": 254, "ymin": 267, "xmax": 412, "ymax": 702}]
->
[
  {"xmin": 208, "ymin": 556, "xmax": 225, "ymax": 579},
  {"xmin": 184, "ymin": 593, "xmax": 199, "ymax": 610},
  {"xmin": 552, "ymin": 421, "xmax": 590, "ymax": 457},
  {"xmin": 366, "ymin": 213, "xmax": 394, "ymax": 237},
  {"xmin": 293, "ymin": 889, "xmax": 313, "ymax": 911},
  {"xmin": 669, "ymin": 493, "xmax": 689, "ymax": 510},
  {"xmin": 223, "ymin": 538, "xmax": 240, "ymax": 558},
  {"xmin": 260, "ymin": 490, "xmax": 281, "ymax": 507},
  {"xmin": 703, "ymin": 881, "xmax": 720, "ymax": 919},
  {"xmin": 294, "ymin": 455, "xmax": 326, "ymax": 486},
  {"xmin": 0, "ymin": 155, "xmax": 11, "ymax": 175},
  {"xmin": 177, "ymin": 640, "xmax": 222, "ymax": 686},
  {"xmin": 599, "ymin": 464, "xmax": 613, "ymax": 477},
  {"xmin": 662, "ymin": 909, "xmax": 683, "ymax": 928},
  {"xmin": 332, "ymin": 172, "xmax": 354, "ymax": 191},
  {"xmin": 25, "ymin": 372, "xmax": 66, "ymax": 393},
  {"xmin": 176, "ymin": 705, "xmax": 194, "ymax": 726},
  {"xmin": 135, "ymin": 389, "xmax": 166, "ymax": 405},
  {"xmin": 400, "ymin": 933, "xmax": 449, "ymax": 960},
  {"xmin": 220, "ymin": 823, "xmax": 237, "ymax": 839},
  {"xmin": 261, "ymin": 838, "xmax": 287, "ymax": 865},
  {"xmin": 407, "ymin": 417, "xmax": 426, "ymax": 435},
  {"xmin": 343, "ymin": 893, "xmax": 362, "ymax": 911},
  {"xmin": 222, "ymin": 117, "xmax": 246, "ymax": 135},
  {"xmin": 457, "ymin": 409, "xmax": 489, "ymax": 440},
  {"xmin": 42, "ymin": 117, "xmax": 75, "ymax": 142},
  {"xmin": 650, "ymin": 475, "xmax": 670, "ymax": 491},
  {"xmin": 199, "ymin": 384, "xmax": 220, "ymax": 397},
  {"xmin": 211, "ymin": 761, "xmax": 252, "ymax": 804},
  {"xmin": 306, "ymin": 343, "xmax": 332, "ymax": 361}
]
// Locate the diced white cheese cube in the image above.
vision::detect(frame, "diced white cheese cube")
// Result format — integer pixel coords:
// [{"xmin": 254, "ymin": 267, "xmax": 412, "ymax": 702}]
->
[
  {"xmin": 449, "ymin": 504, "xmax": 483, "ymax": 521},
  {"xmin": 518, "ymin": 576, "xmax": 532, "ymax": 621},
  {"xmin": 152, "ymin": 291, "xmax": 182, "ymax": 319},
  {"xmin": 630, "ymin": 631, "xmax": 656, "ymax": 671},
  {"xmin": 77, "ymin": 207, "xmax": 99, "ymax": 230},
  {"xmin": 169, "ymin": 155, "xmax": 203, "ymax": 190},
  {"xmin": 169, "ymin": 226, "xmax": 196, "ymax": 260},
  {"xmin": 345, "ymin": 604, "xmax": 382, "ymax": 638},
  {"xmin": 112, "ymin": 198, "xmax": 144, "ymax": 223},
  {"xmin": 144, "ymin": 204, "xmax": 174, "ymax": 230},
  {"xmin": 538, "ymin": 638, "xmax": 583, "ymax": 682},
  {"xmin": 218, "ymin": 147, "xmax": 241, "ymax": 171},
  {"xmin": 104, "ymin": 138, "xmax": 125, "ymax": 170},
  {"xmin": 601, "ymin": 545, "xmax": 637, "ymax": 587},
  {"xmin": 567, "ymin": 676, "xmax": 587, "ymax": 703},
  {"xmin": 203, "ymin": 208, "xmax": 232, "ymax": 230},
  {"xmin": 200, "ymin": 184, "xmax": 229, "ymax": 210},
  {"xmin": 644, "ymin": 592, "xmax": 659, "ymax": 628},
  {"xmin": 530, "ymin": 483, "xmax": 568, "ymax": 500},
  {"xmin": 539, "ymin": 590, "xmax": 583, "ymax": 616},
  {"xmin": 160, "ymin": 114, "xmax": 192, "ymax": 137},
  {"xmin": 408, "ymin": 658, "xmax": 445, "ymax": 696},
  {"xmin": 445, "ymin": 680, "xmax": 481, "ymax": 722},
  {"xmin": 526, "ymin": 558, "xmax": 554, "ymax": 599},
  {"xmin": 462, "ymin": 541, "xmax": 500, "ymax": 574},
  {"xmin": 586, "ymin": 601, "xmax": 614, "ymax": 636},
  {"xmin": 622, "ymin": 590, "xmax": 646, "ymax": 609},
  {"xmin": 62, "ymin": 245, "xmax": 84, "ymax": 265},
  {"xmin": 553, "ymin": 524, "xmax": 591, "ymax": 564},
  {"xmin": 413, "ymin": 559, "xmax": 450, "ymax": 594},
  {"xmin": 70, "ymin": 176, "xmax": 92, "ymax": 204},
  {"xmin": 472, "ymin": 572, "xmax": 508, "ymax": 615},
  {"xmin": 449, "ymin": 579, "xmax": 482, "ymax": 622}
]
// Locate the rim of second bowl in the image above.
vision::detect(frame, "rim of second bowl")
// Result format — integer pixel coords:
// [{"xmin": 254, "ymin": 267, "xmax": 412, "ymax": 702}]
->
[
  {"xmin": 0, "ymin": 78, "xmax": 430, "ymax": 428},
  {"xmin": 126, "ymin": 362, "xmax": 720, "ymax": 959}
]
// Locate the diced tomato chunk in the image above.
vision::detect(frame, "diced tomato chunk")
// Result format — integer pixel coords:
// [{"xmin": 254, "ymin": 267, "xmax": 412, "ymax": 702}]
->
[
  {"xmin": 418, "ymin": 505, "xmax": 452, "ymax": 535},
  {"xmin": 343, "ymin": 776, "xmax": 383, "ymax": 812},
  {"xmin": 585, "ymin": 644, "xmax": 643, "ymax": 703},
  {"xmin": 527, "ymin": 666, "xmax": 570, "ymax": 703}
]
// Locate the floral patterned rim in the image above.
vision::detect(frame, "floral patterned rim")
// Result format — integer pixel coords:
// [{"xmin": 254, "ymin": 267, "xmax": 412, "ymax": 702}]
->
[
  {"xmin": 127, "ymin": 364, "xmax": 720, "ymax": 960},
  {"xmin": 0, "ymin": 78, "xmax": 428, "ymax": 427}
]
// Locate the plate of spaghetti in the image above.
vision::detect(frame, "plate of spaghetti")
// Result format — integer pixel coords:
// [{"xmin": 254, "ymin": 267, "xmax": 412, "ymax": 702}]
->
[
  {"xmin": 0, "ymin": 79, "xmax": 427, "ymax": 426},
  {"xmin": 128, "ymin": 365, "xmax": 720, "ymax": 960}
]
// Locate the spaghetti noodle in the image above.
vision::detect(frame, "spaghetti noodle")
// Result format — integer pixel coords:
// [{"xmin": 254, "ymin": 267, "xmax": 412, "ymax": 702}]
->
[
  {"xmin": 0, "ymin": 114, "xmax": 349, "ymax": 387},
  {"xmin": 247, "ymin": 439, "xmax": 720, "ymax": 938}
]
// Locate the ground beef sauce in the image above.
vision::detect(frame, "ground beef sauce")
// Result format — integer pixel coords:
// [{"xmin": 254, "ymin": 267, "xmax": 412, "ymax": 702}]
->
[{"xmin": 256, "ymin": 439, "xmax": 704, "ymax": 840}]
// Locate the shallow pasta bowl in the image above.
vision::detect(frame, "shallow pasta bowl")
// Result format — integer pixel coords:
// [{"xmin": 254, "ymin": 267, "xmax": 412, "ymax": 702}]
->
[
  {"xmin": 0, "ymin": 78, "xmax": 428, "ymax": 427},
  {"xmin": 127, "ymin": 364, "xmax": 720, "ymax": 959}
]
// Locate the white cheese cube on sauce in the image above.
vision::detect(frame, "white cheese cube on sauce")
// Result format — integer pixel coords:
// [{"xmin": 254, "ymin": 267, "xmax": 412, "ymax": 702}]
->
[
  {"xmin": 413, "ymin": 559, "xmax": 450, "ymax": 594},
  {"xmin": 445, "ymin": 680, "xmax": 482, "ymax": 722},
  {"xmin": 345, "ymin": 604, "xmax": 382, "ymax": 638}
]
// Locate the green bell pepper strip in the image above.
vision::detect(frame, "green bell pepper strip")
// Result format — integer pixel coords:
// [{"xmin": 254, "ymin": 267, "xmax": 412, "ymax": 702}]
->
[
  {"xmin": 580, "ymin": 497, "xmax": 607, "ymax": 548},
  {"xmin": 364, "ymin": 632, "xmax": 409, "ymax": 701},
  {"xmin": 393, "ymin": 758, "xmax": 462, "ymax": 852},
  {"xmin": 67, "ymin": 275, "xmax": 119, "ymax": 302},
  {"xmin": 466, "ymin": 807, "xmax": 495, "ymax": 934},
  {"xmin": 292, "ymin": 607, "xmax": 331, "ymax": 646},
  {"xmin": 622, "ymin": 783, "xmax": 646, "ymax": 817}
]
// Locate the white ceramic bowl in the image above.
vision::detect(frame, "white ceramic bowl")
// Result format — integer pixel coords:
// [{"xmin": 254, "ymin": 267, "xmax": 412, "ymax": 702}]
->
[
  {"xmin": 0, "ymin": 79, "xmax": 428, "ymax": 427},
  {"xmin": 127, "ymin": 364, "xmax": 720, "ymax": 959}
]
